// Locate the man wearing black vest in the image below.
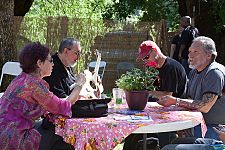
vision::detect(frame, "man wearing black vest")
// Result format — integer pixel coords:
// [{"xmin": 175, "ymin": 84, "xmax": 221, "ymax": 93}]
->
[{"xmin": 179, "ymin": 16, "xmax": 199, "ymax": 76}]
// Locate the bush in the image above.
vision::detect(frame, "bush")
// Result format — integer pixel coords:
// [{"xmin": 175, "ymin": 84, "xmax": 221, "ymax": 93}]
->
[{"xmin": 115, "ymin": 67, "xmax": 158, "ymax": 91}]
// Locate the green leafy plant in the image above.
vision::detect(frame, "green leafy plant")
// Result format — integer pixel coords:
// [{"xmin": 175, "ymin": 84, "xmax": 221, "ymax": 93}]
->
[{"xmin": 115, "ymin": 67, "xmax": 158, "ymax": 91}]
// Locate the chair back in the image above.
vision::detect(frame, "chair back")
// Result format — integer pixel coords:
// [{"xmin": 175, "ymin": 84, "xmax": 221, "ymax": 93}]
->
[
  {"xmin": 0, "ymin": 62, "xmax": 22, "ymax": 87},
  {"xmin": 117, "ymin": 62, "xmax": 134, "ymax": 78},
  {"xmin": 88, "ymin": 61, "xmax": 106, "ymax": 80}
]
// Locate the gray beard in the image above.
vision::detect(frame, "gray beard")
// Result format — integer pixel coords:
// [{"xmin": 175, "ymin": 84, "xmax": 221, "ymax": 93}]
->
[
  {"xmin": 70, "ymin": 63, "xmax": 76, "ymax": 68},
  {"xmin": 189, "ymin": 64, "xmax": 195, "ymax": 69}
]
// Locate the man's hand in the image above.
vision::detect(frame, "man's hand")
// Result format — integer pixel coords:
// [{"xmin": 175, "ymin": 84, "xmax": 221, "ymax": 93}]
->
[
  {"xmin": 157, "ymin": 95, "xmax": 176, "ymax": 107},
  {"xmin": 213, "ymin": 125, "xmax": 225, "ymax": 143}
]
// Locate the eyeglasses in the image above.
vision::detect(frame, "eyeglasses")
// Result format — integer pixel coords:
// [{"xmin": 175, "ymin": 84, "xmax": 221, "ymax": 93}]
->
[
  {"xmin": 142, "ymin": 50, "xmax": 153, "ymax": 61},
  {"xmin": 67, "ymin": 48, "xmax": 82, "ymax": 56},
  {"xmin": 143, "ymin": 55, "xmax": 150, "ymax": 60},
  {"xmin": 48, "ymin": 58, "xmax": 54, "ymax": 63}
]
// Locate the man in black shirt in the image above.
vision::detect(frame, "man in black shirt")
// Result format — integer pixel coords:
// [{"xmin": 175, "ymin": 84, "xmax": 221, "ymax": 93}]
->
[
  {"xmin": 140, "ymin": 40, "xmax": 187, "ymax": 146},
  {"xmin": 179, "ymin": 16, "xmax": 199, "ymax": 76},
  {"xmin": 44, "ymin": 38, "xmax": 81, "ymax": 98},
  {"xmin": 123, "ymin": 40, "xmax": 187, "ymax": 149},
  {"xmin": 137, "ymin": 40, "xmax": 187, "ymax": 99}
]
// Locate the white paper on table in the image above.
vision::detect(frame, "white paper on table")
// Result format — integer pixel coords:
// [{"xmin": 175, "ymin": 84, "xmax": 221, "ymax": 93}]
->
[
  {"xmin": 113, "ymin": 115, "xmax": 131, "ymax": 121},
  {"xmin": 127, "ymin": 115, "xmax": 153, "ymax": 122},
  {"xmin": 113, "ymin": 115, "xmax": 153, "ymax": 122}
]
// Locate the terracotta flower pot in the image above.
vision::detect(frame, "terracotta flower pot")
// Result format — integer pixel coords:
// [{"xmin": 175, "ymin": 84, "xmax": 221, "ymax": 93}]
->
[{"xmin": 125, "ymin": 90, "xmax": 149, "ymax": 110}]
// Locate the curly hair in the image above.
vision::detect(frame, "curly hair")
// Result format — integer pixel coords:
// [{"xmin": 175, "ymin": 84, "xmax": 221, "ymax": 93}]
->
[{"xmin": 19, "ymin": 42, "xmax": 50, "ymax": 73}]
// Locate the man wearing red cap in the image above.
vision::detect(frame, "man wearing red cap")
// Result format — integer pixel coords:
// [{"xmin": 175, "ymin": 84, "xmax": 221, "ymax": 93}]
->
[
  {"xmin": 123, "ymin": 40, "xmax": 188, "ymax": 149},
  {"xmin": 137, "ymin": 40, "xmax": 187, "ymax": 99}
]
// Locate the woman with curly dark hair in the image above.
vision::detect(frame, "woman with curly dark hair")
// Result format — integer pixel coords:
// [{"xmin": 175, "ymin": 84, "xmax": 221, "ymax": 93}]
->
[{"xmin": 0, "ymin": 42, "xmax": 85, "ymax": 149}]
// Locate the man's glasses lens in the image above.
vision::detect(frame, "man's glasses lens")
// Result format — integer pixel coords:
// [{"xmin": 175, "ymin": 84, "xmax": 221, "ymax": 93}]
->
[
  {"xmin": 142, "ymin": 55, "xmax": 150, "ymax": 61},
  {"xmin": 142, "ymin": 50, "xmax": 153, "ymax": 61},
  {"xmin": 143, "ymin": 55, "xmax": 149, "ymax": 60},
  {"xmin": 67, "ymin": 48, "xmax": 81, "ymax": 56},
  {"xmin": 74, "ymin": 51, "xmax": 81, "ymax": 56}
]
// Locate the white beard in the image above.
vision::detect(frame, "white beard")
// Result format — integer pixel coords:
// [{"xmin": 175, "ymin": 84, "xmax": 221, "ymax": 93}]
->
[
  {"xmin": 188, "ymin": 58, "xmax": 196, "ymax": 69},
  {"xmin": 70, "ymin": 63, "xmax": 76, "ymax": 68},
  {"xmin": 189, "ymin": 64, "xmax": 195, "ymax": 69}
]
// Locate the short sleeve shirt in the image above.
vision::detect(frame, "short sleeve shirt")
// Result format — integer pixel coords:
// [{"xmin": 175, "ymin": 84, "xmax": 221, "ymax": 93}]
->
[
  {"xmin": 157, "ymin": 57, "xmax": 187, "ymax": 98},
  {"xmin": 187, "ymin": 62, "xmax": 225, "ymax": 100}
]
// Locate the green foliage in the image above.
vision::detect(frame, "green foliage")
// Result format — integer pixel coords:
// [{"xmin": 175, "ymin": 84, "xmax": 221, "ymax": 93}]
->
[
  {"xmin": 19, "ymin": 16, "xmax": 109, "ymax": 72},
  {"xmin": 19, "ymin": 17, "xmax": 47, "ymax": 44},
  {"xmin": 21, "ymin": 0, "xmax": 114, "ymax": 72},
  {"xmin": 27, "ymin": 0, "xmax": 110, "ymax": 19},
  {"xmin": 115, "ymin": 68, "xmax": 158, "ymax": 91},
  {"xmin": 210, "ymin": 0, "xmax": 225, "ymax": 32},
  {"xmin": 103, "ymin": 0, "xmax": 180, "ymax": 29},
  {"xmin": 141, "ymin": 0, "xmax": 179, "ymax": 22}
]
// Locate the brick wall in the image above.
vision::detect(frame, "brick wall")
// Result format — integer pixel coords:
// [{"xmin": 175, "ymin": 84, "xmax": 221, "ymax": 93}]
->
[{"xmin": 91, "ymin": 31, "xmax": 150, "ymax": 92}]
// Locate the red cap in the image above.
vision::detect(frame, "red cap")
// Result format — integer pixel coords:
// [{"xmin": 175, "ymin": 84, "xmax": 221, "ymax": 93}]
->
[{"xmin": 137, "ymin": 40, "xmax": 157, "ymax": 59}]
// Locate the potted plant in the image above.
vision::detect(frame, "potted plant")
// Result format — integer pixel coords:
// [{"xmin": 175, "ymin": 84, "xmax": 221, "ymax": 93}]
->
[{"xmin": 115, "ymin": 67, "xmax": 158, "ymax": 110}]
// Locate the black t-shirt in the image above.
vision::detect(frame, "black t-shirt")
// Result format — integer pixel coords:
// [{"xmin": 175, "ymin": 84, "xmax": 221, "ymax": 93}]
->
[
  {"xmin": 171, "ymin": 34, "xmax": 181, "ymax": 61},
  {"xmin": 157, "ymin": 57, "xmax": 187, "ymax": 98},
  {"xmin": 180, "ymin": 26, "xmax": 199, "ymax": 59},
  {"xmin": 43, "ymin": 53, "xmax": 76, "ymax": 98}
]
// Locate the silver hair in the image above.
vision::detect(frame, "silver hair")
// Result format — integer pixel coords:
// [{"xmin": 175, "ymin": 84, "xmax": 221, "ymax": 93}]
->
[
  {"xmin": 181, "ymin": 16, "xmax": 191, "ymax": 25},
  {"xmin": 193, "ymin": 36, "xmax": 217, "ymax": 61},
  {"xmin": 59, "ymin": 37, "xmax": 80, "ymax": 53}
]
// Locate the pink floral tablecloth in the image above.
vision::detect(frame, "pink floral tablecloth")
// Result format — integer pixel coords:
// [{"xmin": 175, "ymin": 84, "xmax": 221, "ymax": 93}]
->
[{"xmin": 55, "ymin": 102, "xmax": 206, "ymax": 150}]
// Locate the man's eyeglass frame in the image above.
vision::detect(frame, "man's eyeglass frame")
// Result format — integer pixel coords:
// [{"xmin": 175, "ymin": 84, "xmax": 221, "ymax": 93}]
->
[
  {"xmin": 67, "ymin": 48, "xmax": 82, "ymax": 56},
  {"xmin": 142, "ymin": 50, "xmax": 153, "ymax": 61}
]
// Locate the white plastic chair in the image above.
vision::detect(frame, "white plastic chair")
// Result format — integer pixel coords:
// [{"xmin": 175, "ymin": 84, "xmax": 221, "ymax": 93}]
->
[
  {"xmin": 88, "ymin": 61, "xmax": 106, "ymax": 80},
  {"xmin": 0, "ymin": 62, "xmax": 22, "ymax": 97}
]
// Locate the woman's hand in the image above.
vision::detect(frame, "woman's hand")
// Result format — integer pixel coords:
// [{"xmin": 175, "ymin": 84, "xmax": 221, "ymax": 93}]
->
[
  {"xmin": 76, "ymin": 73, "xmax": 86, "ymax": 87},
  {"xmin": 67, "ymin": 73, "xmax": 86, "ymax": 104},
  {"xmin": 157, "ymin": 95, "xmax": 177, "ymax": 107}
]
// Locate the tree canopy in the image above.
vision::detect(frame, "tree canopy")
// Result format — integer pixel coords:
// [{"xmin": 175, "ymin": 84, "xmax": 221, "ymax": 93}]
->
[
  {"xmin": 27, "ymin": 0, "xmax": 110, "ymax": 19},
  {"xmin": 103, "ymin": 0, "xmax": 179, "ymax": 29},
  {"xmin": 103, "ymin": 0, "xmax": 225, "ymax": 32}
]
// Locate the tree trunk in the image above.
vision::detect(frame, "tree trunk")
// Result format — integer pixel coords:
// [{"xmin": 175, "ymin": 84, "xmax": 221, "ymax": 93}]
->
[
  {"xmin": 0, "ymin": 0, "xmax": 33, "ymax": 91},
  {"xmin": 0, "ymin": 0, "xmax": 16, "ymax": 91},
  {"xmin": 0, "ymin": 0, "xmax": 15, "ymax": 61}
]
